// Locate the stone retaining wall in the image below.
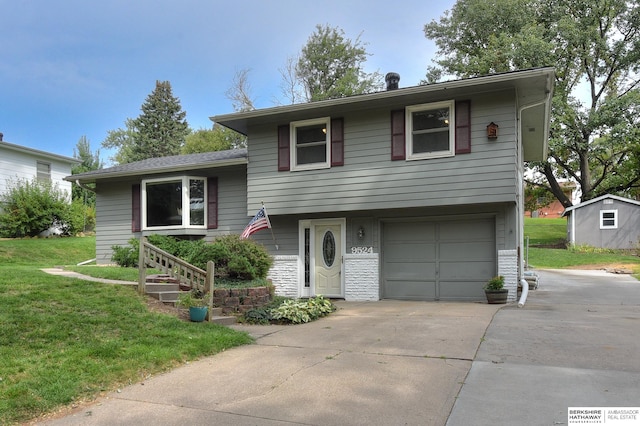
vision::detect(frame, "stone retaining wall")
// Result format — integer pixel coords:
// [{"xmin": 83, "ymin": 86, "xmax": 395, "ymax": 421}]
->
[{"xmin": 213, "ymin": 286, "xmax": 272, "ymax": 315}]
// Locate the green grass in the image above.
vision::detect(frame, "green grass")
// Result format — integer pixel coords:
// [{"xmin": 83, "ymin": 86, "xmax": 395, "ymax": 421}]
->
[
  {"xmin": 0, "ymin": 237, "xmax": 253, "ymax": 425},
  {"xmin": 524, "ymin": 217, "xmax": 640, "ymax": 277},
  {"xmin": 523, "ymin": 217, "xmax": 567, "ymax": 246}
]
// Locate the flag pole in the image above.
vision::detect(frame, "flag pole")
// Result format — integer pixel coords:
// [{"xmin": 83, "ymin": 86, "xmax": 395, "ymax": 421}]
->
[{"xmin": 262, "ymin": 201, "xmax": 279, "ymax": 250}]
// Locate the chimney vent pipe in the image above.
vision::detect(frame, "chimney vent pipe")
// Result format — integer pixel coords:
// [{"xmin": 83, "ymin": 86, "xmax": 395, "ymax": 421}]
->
[{"xmin": 385, "ymin": 72, "xmax": 400, "ymax": 90}]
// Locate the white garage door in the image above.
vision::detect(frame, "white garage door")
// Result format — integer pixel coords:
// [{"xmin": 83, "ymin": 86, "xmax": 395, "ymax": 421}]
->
[{"xmin": 382, "ymin": 218, "xmax": 496, "ymax": 301}]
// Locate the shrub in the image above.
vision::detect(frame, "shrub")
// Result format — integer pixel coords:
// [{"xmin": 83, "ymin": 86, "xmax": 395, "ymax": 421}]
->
[
  {"xmin": 67, "ymin": 199, "xmax": 96, "ymax": 234},
  {"xmin": 147, "ymin": 234, "xmax": 206, "ymax": 260},
  {"xmin": 241, "ymin": 296, "xmax": 291, "ymax": 325},
  {"xmin": 484, "ymin": 275, "xmax": 505, "ymax": 291},
  {"xmin": 0, "ymin": 178, "xmax": 73, "ymax": 237},
  {"xmin": 111, "ymin": 238, "xmax": 139, "ymax": 267},
  {"xmin": 110, "ymin": 234, "xmax": 273, "ymax": 280},
  {"xmin": 189, "ymin": 235, "xmax": 272, "ymax": 280},
  {"xmin": 270, "ymin": 295, "xmax": 336, "ymax": 324}
]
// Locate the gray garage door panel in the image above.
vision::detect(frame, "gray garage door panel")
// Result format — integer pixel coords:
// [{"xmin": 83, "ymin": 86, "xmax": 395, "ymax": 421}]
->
[
  {"xmin": 383, "ymin": 218, "xmax": 496, "ymax": 301},
  {"xmin": 384, "ymin": 279, "xmax": 437, "ymax": 300}
]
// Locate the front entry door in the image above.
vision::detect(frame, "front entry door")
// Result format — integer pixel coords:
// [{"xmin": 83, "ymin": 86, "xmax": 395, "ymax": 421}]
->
[{"xmin": 314, "ymin": 222, "xmax": 343, "ymax": 297}]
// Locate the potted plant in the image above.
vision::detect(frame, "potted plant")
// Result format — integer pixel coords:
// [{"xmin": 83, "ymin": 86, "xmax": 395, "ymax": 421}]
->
[
  {"xmin": 177, "ymin": 288, "xmax": 208, "ymax": 322},
  {"xmin": 484, "ymin": 275, "xmax": 508, "ymax": 304}
]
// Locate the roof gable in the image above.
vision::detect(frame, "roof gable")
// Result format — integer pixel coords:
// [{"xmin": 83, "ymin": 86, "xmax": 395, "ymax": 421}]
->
[
  {"xmin": 563, "ymin": 194, "xmax": 640, "ymax": 216},
  {"xmin": 0, "ymin": 141, "xmax": 79, "ymax": 164}
]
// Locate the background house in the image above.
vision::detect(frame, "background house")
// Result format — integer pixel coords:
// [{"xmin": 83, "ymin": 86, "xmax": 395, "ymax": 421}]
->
[
  {"xmin": 0, "ymin": 133, "xmax": 77, "ymax": 200},
  {"xmin": 563, "ymin": 194, "xmax": 640, "ymax": 249},
  {"xmin": 526, "ymin": 181, "xmax": 576, "ymax": 218}
]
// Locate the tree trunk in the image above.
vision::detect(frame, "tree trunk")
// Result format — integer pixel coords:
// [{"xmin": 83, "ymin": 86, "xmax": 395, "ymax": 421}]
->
[{"xmin": 543, "ymin": 163, "xmax": 573, "ymax": 208}]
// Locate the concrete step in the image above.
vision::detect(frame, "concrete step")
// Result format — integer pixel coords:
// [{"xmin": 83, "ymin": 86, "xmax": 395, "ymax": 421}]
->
[
  {"xmin": 209, "ymin": 315, "xmax": 237, "ymax": 325},
  {"xmin": 145, "ymin": 282, "xmax": 180, "ymax": 293}
]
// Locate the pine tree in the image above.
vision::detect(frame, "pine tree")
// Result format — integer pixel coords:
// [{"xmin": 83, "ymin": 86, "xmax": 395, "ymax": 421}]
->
[{"xmin": 130, "ymin": 80, "xmax": 189, "ymax": 161}]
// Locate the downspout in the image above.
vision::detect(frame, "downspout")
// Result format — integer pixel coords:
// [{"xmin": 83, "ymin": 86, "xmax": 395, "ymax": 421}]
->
[
  {"xmin": 516, "ymin": 86, "xmax": 552, "ymax": 308},
  {"xmin": 75, "ymin": 179, "xmax": 96, "ymax": 193},
  {"xmin": 518, "ymin": 278, "xmax": 529, "ymax": 308}
]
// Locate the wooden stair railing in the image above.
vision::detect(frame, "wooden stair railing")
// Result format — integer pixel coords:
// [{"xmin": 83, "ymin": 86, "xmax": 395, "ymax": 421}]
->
[{"xmin": 137, "ymin": 236, "xmax": 215, "ymax": 321}]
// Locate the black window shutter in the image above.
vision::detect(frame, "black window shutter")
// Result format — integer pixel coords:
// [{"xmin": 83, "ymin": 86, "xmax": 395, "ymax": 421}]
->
[
  {"xmin": 207, "ymin": 177, "xmax": 218, "ymax": 229},
  {"xmin": 132, "ymin": 184, "xmax": 141, "ymax": 232},
  {"xmin": 331, "ymin": 117, "xmax": 344, "ymax": 166},
  {"xmin": 455, "ymin": 100, "xmax": 471, "ymax": 154},
  {"xmin": 277, "ymin": 125, "xmax": 290, "ymax": 171},
  {"xmin": 391, "ymin": 109, "xmax": 405, "ymax": 161}
]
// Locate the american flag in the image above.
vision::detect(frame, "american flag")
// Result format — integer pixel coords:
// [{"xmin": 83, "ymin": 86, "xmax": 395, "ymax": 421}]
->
[{"xmin": 241, "ymin": 206, "xmax": 271, "ymax": 239}]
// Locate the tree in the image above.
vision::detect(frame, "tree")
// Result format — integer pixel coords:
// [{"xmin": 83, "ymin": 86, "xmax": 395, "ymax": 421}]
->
[
  {"xmin": 181, "ymin": 124, "xmax": 246, "ymax": 154},
  {"xmin": 101, "ymin": 119, "xmax": 137, "ymax": 165},
  {"xmin": 424, "ymin": 0, "xmax": 640, "ymax": 204},
  {"xmin": 293, "ymin": 24, "xmax": 384, "ymax": 102},
  {"xmin": 225, "ymin": 69, "xmax": 256, "ymax": 112},
  {"xmin": 71, "ymin": 136, "xmax": 103, "ymax": 205},
  {"xmin": 102, "ymin": 81, "xmax": 189, "ymax": 164}
]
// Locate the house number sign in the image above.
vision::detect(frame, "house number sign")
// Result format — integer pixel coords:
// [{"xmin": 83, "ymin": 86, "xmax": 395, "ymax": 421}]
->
[{"xmin": 351, "ymin": 246, "xmax": 373, "ymax": 254}]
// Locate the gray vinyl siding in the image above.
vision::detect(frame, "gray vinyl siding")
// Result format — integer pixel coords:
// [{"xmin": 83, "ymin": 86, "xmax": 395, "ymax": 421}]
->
[
  {"xmin": 95, "ymin": 182, "xmax": 132, "ymax": 264},
  {"xmin": 94, "ymin": 167, "xmax": 248, "ymax": 265},
  {"xmin": 248, "ymin": 203, "xmax": 513, "ymax": 259},
  {"xmin": 247, "ymin": 90, "xmax": 517, "ymax": 216}
]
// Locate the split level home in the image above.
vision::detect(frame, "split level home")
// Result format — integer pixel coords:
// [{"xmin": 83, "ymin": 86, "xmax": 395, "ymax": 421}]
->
[{"xmin": 69, "ymin": 67, "xmax": 554, "ymax": 302}]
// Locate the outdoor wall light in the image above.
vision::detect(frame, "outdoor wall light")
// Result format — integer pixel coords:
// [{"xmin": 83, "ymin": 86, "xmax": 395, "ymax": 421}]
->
[
  {"xmin": 357, "ymin": 226, "xmax": 365, "ymax": 240},
  {"xmin": 487, "ymin": 122, "xmax": 499, "ymax": 140}
]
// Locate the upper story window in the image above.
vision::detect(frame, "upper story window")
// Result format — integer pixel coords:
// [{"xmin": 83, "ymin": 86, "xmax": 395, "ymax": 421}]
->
[
  {"xmin": 142, "ymin": 176, "xmax": 206, "ymax": 230},
  {"xmin": 36, "ymin": 161, "xmax": 51, "ymax": 182},
  {"xmin": 600, "ymin": 209, "xmax": 617, "ymax": 229},
  {"xmin": 406, "ymin": 100, "xmax": 455, "ymax": 160},
  {"xmin": 290, "ymin": 117, "xmax": 331, "ymax": 171}
]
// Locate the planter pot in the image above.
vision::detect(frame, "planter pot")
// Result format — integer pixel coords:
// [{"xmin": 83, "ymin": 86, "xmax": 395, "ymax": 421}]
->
[
  {"xmin": 188, "ymin": 306, "xmax": 208, "ymax": 322},
  {"xmin": 485, "ymin": 289, "xmax": 508, "ymax": 304}
]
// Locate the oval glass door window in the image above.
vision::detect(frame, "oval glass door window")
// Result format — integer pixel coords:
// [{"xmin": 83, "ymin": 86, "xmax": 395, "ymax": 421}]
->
[{"xmin": 322, "ymin": 230, "xmax": 336, "ymax": 267}]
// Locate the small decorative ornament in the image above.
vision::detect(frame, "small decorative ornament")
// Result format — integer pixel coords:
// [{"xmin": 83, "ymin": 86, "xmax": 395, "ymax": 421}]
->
[{"xmin": 487, "ymin": 122, "xmax": 499, "ymax": 139}]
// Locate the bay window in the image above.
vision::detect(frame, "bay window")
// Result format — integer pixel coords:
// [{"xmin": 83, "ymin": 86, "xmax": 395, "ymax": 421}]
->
[{"xmin": 142, "ymin": 176, "xmax": 206, "ymax": 230}]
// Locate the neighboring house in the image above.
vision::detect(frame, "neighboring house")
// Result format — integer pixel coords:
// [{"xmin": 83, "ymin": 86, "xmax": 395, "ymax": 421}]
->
[
  {"xmin": 0, "ymin": 134, "xmax": 77, "ymax": 200},
  {"xmin": 70, "ymin": 67, "xmax": 554, "ymax": 302},
  {"xmin": 526, "ymin": 181, "xmax": 575, "ymax": 218},
  {"xmin": 562, "ymin": 194, "xmax": 640, "ymax": 250}
]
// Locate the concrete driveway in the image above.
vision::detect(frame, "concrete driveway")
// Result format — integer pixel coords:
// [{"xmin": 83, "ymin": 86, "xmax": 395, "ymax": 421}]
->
[
  {"xmin": 37, "ymin": 301, "xmax": 500, "ymax": 426},
  {"xmin": 447, "ymin": 269, "xmax": 640, "ymax": 426},
  {"xmin": 35, "ymin": 269, "xmax": 640, "ymax": 426}
]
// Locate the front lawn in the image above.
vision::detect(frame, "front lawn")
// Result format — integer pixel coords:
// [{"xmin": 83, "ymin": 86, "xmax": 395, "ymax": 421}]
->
[{"xmin": 0, "ymin": 237, "xmax": 252, "ymax": 425}]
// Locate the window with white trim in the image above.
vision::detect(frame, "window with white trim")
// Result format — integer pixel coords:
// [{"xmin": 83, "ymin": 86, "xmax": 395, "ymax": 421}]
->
[
  {"xmin": 291, "ymin": 117, "xmax": 330, "ymax": 170},
  {"xmin": 406, "ymin": 100, "xmax": 455, "ymax": 160},
  {"xmin": 600, "ymin": 209, "xmax": 618, "ymax": 229},
  {"xmin": 142, "ymin": 176, "xmax": 206, "ymax": 230},
  {"xmin": 36, "ymin": 161, "xmax": 51, "ymax": 182}
]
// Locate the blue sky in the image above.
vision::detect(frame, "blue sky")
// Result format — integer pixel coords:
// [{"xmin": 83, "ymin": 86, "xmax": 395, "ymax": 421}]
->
[{"xmin": 1, "ymin": 0, "xmax": 454, "ymax": 163}]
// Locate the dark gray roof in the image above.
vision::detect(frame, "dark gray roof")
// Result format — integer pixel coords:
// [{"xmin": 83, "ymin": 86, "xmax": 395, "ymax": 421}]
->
[{"xmin": 67, "ymin": 148, "xmax": 247, "ymax": 183}]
